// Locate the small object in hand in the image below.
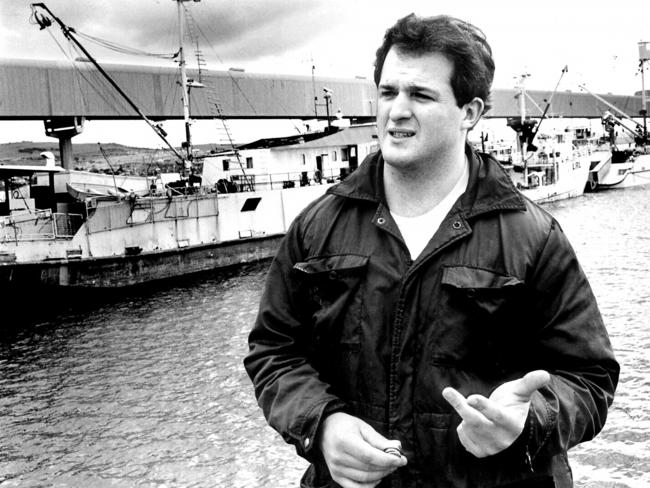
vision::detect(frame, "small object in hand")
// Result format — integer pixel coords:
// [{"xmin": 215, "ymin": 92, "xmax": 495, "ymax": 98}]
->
[{"xmin": 384, "ymin": 446, "xmax": 403, "ymax": 457}]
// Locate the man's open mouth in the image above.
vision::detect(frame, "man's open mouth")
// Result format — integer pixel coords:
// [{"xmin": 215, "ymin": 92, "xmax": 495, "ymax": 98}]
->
[{"xmin": 388, "ymin": 129, "xmax": 415, "ymax": 138}]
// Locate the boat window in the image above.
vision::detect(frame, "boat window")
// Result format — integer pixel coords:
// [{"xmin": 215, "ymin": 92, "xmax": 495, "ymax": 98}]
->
[
  {"xmin": 223, "ymin": 159, "xmax": 230, "ymax": 171},
  {"xmin": 246, "ymin": 157, "xmax": 253, "ymax": 169},
  {"xmin": 332, "ymin": 151, "xmax": 337, "ymax": 161}
]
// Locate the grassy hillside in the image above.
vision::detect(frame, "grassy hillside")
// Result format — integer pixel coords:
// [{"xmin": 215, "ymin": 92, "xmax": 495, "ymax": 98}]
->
[{"xmin": 0, "ymin": 141, "xmax": 228, "ymax": 175}]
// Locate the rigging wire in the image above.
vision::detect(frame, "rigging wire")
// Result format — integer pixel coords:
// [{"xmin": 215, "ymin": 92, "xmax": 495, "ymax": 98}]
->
[
  {"xmin": 29, "ymin": 5, "xmax": 159, "ymax": 119},
  {"xmin": 31, "ymin": 8, "xmax": 176, "ymax": 61},
  {"xmin": 45, "ymin": 29, "xmax": 93, "ymax": 119},
  {"xmin": 68, "ymin": 45, "xmax": 137, "ymax": 117},
  {"xmin": 182, "ymin": 5, "xmax": 205, "ymax": 82},
  {"xmin": 182, "ymin": 5, "xmax": 305, "ymax": 135},
  {"xmin": 74, "ymin": 31, "xmax": 178, "ymax": 60},
  {"xmin": 141, "ymin": 9, "xmax": 185, "ymax": 133},
  {"xmin": 31, "ymin": 2, "xmax": 178, "ymax": 119},
  {"xmin": 40, "ymin": 26, "xmax": 128, "ymax": 117},
  {"xmin": 31, "ymin": 5, "xmax": 186, "ymax": 152},
  {"xmin": 34, "ymin": 5, "xmax": 186, "ymax": 161}
]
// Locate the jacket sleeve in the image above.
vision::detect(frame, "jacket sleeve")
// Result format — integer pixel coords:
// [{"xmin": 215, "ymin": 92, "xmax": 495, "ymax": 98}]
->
[
  {"xmin": 243, "ymin": 216, "xmax": 347, "ymax": 462},
  {"xmin": 524, "ymin": 218, "xmax": 619, "ymax": 465}
]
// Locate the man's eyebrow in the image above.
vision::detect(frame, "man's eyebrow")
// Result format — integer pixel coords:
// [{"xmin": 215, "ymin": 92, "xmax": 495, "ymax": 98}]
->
[
  {"xmin": 408, "ymin": 85, "xmax": 441, "ymax": 97},
  {"xmin": 407, "ymin": 84, "xmax": 438, "ymax": 95},
  {"xmin": 378, "ymin": 81, "xmax": 438, "ymax": 94}
]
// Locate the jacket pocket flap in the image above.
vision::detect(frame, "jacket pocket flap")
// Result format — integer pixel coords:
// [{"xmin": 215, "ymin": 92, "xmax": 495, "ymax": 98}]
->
[
  {"xmin": 442, "ymin": 266, "xmax": 522, "ymax": 289},
  {"xmin": 293, "ymin": 254, "xmax": 369, "ymax": 275}
]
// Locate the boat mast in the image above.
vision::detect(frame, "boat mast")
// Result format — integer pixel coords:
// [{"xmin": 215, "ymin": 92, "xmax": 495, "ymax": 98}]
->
[
  {"xmin": 517, "ymin": 74, "xmax": 529, "ymax": 126},
  {"xmin": 176, "ymin": 0, "xmax": 196, "ymax": 163},
  {"xmin": 639, "ymin": 41, "xmax": 649, "ymax": 143},
  {"xmin": 529, "ymin": 66, "xmax": 568, "ymax": 143},
  {"xmin": 515, "ymin": 73, "xmax": 531, "ymax": 182}
]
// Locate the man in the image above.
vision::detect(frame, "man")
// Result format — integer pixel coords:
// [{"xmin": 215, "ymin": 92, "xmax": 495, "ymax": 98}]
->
[{"xmin": 244, "ymin": 13, "xmax": 619, "ymax": 488}]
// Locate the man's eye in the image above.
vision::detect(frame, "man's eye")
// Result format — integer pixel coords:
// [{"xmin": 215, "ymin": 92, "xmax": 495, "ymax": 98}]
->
[
  {"xmin": 379, "ymin": 89, "xmax": 396, "ymax": 98},
  {"xmin": 414, "ymin": 93, "xmax": 433, "ymax": 101}
]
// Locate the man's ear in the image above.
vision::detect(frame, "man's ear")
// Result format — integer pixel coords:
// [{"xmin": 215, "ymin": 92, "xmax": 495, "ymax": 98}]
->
[{"xmin": 461, "ymin": 97, "xmax": 485, "ymax": 130}]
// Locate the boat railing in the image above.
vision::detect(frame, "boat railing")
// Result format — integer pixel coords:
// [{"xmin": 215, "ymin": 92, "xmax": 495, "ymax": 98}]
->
[
  {"xmin": 0, "ymin": 210, "xmax": 83, "ymax": 242},
  {"xmin": 213, "ymin": 167, "xmax": 354, "ymax": 193}
]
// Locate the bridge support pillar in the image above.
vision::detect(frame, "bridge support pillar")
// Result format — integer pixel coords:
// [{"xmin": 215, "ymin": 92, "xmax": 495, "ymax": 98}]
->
[{"xmin": 43, "ymin": 117, "xmax": 85, "ymax": 170}]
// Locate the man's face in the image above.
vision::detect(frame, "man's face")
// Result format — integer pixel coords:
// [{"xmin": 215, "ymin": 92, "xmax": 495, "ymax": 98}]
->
[{"xmin": 377, "ymin": 48, "xmax": 468, "ymax": 172}]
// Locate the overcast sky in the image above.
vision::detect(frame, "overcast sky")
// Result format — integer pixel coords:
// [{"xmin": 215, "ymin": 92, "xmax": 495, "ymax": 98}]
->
[{"xmin": 1, "ymin": 0, "xmax": 649, "ymax": 146}]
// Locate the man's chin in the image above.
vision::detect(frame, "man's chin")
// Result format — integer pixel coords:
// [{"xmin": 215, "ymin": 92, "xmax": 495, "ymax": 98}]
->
[{"xmin": 381, "ymin": 148, "xmax": 412, "ymax": 166}]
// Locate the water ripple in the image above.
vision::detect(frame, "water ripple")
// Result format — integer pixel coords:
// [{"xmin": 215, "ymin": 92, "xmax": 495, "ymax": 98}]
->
[{"xmin": 2, "ymin": 187, "xmax": 650, "ymax": 487}]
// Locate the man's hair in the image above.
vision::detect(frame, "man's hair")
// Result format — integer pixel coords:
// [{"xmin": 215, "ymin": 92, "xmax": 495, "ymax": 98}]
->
[{"xmin": 373, "ymin": 14, "xmax": 495, "ymax": 112}]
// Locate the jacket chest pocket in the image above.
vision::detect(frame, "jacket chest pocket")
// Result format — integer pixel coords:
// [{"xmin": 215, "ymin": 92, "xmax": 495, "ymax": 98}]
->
[
  {"xmin": 293, "ymin": 254, "xmax": 369, "ymax": 352},
  {"xmin": 430, "ymin": 265, "xmax": 527, "ymax": 372}
]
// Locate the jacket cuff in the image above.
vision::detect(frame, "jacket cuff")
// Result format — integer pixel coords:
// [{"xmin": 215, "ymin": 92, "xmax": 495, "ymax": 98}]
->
[
  {"xmin": 524, "ymin": 390, "xmax": 555, "ymax": 469},
  {"xmin": 294, "ymin": 398, "xmax": 348, "ymax": 463},
  {"xmin": 494, "ymin": 391, "xmax": 552, "ymax": 473}
]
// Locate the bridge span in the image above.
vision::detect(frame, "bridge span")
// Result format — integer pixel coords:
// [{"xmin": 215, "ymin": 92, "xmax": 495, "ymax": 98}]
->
[
  {"xmin": 1, "ymin": 58, "xmax": 645, "ymax": 121},
  {"xmin": 0, "ymin": 58, "xmax": 646, "ymax": 167}
]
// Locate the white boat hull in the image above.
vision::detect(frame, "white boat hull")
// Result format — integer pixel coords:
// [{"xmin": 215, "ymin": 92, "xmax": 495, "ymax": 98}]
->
[
  {"xmin": 0, "ymin": 183, "xmax": 333, "ymax": 287},
  {"xmin": 511, "ymin": 150, "xmax": 592, "ymax": 205},
  {"xmin": 597, "ymin": 153, "xmax": 650, "ymax": 189}
]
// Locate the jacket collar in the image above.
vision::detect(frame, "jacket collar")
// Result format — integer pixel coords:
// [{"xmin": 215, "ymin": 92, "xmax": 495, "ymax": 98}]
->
[{"xmin": 327, "ymin": 144, "xmax": 526, "ymax": 218}]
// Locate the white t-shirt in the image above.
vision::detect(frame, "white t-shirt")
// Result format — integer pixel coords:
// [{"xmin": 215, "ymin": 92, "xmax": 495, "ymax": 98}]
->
[{"xmin": 390, "ymin": 160, "xmax": 469, "ymax": 260}]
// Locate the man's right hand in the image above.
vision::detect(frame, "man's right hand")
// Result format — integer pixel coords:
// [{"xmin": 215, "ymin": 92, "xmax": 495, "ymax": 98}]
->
[{"xmin": 317, "ymin": 412, "xmax": 407, "ymax": 488}]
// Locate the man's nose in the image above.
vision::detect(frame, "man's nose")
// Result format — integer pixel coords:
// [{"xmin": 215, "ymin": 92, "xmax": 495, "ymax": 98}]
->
[{"xmin": 389, "ymin": 92, "xmax": 412, "ymax": 120}]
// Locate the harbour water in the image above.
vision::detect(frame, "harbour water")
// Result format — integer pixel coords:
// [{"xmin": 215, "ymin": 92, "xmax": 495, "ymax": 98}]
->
[{"xmin": 1, "ymin": 185, "xmax": 649, "ymax": 487}]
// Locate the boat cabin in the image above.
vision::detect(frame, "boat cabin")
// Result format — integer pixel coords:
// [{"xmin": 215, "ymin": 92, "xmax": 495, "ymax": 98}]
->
[
  {"xmin": 201, "ymin": 124, "xmax": 380, "ymax": 192},
  {"xmin": 0, "ymin": 163, "xmax": 64, "ymax": 216}
]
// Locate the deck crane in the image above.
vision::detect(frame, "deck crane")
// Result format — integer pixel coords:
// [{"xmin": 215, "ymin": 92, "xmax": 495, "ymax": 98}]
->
[
  {"xmin": 580, "ymin": 39, "xmax": 650, "ymax": 148},
  {"xmin": 579, "ymin": 84, "xmax": 649, "ymax": 148},
  {"xmin": 601, "ymin": 111, "xmax": 647, "ymax": 147},
  {"xmin": 30, "ymin": 2, "xmax": 195, "ymax": 171},
  {"xmin": 506, "ymin": 67, "xmax": 568, "ymax": 185}
]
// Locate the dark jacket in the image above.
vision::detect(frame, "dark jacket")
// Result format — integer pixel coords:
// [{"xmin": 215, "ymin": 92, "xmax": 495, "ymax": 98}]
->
[{"xmin": 244, "ymin": 147, "xmax": 619, "ymax": 488}]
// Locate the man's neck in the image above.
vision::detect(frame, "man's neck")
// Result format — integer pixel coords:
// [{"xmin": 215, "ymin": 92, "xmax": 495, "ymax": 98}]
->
[{"xmin": 383, "ymin": 147, "xmax": 468, "ymax": 218}]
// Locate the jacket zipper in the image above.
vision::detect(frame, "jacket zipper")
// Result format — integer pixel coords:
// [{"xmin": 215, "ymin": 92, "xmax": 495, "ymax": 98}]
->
[{"xmin": 386, "ymin": 219, "xmax": 471, "ymax": 438}]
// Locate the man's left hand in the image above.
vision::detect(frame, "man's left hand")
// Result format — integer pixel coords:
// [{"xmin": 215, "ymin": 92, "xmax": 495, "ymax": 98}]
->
[{"xmin": 441, "ymin": 370, "xmax": 551, "ymax": 458}]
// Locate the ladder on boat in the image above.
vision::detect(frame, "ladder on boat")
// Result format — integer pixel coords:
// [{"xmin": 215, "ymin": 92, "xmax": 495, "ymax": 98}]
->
[{"xmin": 202, "ymin": 75, "xmax": 254, "ymax": 191}]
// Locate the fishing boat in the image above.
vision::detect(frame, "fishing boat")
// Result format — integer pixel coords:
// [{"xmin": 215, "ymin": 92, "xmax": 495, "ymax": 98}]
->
[
  {"xmin": 581, "ymin": 106, "xmax": 650, "ymax": 191},
  {"xmin": 492, "ymin": 72, "xmax": 595, "ymax": 204},
  {"xmin": 504, "ymin": 134, "xmax": 595, "ymax": 204},
  {"xmin": 0, "ymin": 2, "xmax": 374, "ymax": 288},
  {"xmin": 581, "ymin": 42, "xmax": 650, "ymax": 191},
  {"xmin": 479, "ymin": 131, "xmax": 601, "ymax": 204}
]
